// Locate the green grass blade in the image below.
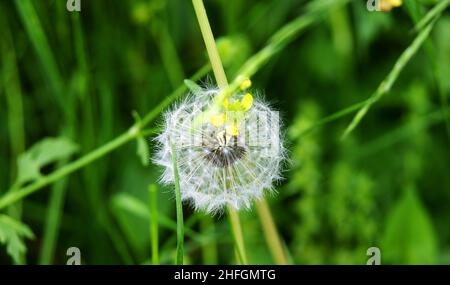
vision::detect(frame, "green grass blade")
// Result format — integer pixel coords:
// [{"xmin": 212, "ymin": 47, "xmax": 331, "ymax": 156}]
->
[
  {"xmin": 14, "ymin": 0, "xmax": 65, "ymax": 110},
  {"xmin": 414, "ymin": 0, "xmax": 450, "ymax": 32},
  {"xmin": 341, "ymin": 20, "xmax": 436, "ymax": 139},
  {"xmin": 151, "ymin": 19, "xmax": 186, "ymax": 88},
  {"xmin": 38, "ymin": 164, "xmax": 69, "ymax": 264},
  {"xmin": 170, "ymin": 138, "xmax": 184, "ymax": 265},
  {"xmin": 148, "ymin": 184, "xmax": 159, "ymax": 265},
  {"xmin": 227, "ymin": 206, "xmax": 248, "ymax": 264}
]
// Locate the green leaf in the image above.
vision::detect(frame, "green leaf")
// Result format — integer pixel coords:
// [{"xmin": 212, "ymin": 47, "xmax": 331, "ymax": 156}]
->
[
  {"xmin": 15, "ymin": 137, "xmax": 79, "ymax": 186},
  {"xmin": 110, "ymin": 192, "xmax": 179, "ymax": 235},
  {"xmin": 382, "ymin": 187, "xmax": 438, "ymax": 264},
  {"xmin": 0, "ymin": 214, "xmax": 35, "ymax": 263}
]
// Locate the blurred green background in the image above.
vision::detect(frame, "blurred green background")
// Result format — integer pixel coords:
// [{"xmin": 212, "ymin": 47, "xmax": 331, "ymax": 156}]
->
[{"xmin": 1, "ymin": 0, "xmax": 450, "ymax": 265}]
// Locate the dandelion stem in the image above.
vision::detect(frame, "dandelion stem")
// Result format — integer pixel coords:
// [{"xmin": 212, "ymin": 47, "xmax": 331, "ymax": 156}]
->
[
  {"xmin": 255, "ymin": 199, "xmax": 288, "ymax": 264},
  {"xmin": 170, "ymin": 139, "xmax": 184, "ymax": 265},
  {"xmin": 192, "ymin": 0, "xmax": 228, "ymax": 88},
  {"xmin": 148, "ymin": 184, "xmax": 159, "ymax": 265},
  {"xmin": 192, "ymin": 0, "xmax": 249, "ymax": 264},
  {"xmin": 227, "ymin": 206, "xmax": 248, "ymax": 265},
  {"xmin": 191, "ymin": 0, "xmax": 293, "ymax": 265}
]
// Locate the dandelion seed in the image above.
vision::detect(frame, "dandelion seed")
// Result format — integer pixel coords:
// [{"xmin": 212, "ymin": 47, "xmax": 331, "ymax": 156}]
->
[{"xmin": 154, "ymin": 87, "xmax": 285, "ymax": 214}]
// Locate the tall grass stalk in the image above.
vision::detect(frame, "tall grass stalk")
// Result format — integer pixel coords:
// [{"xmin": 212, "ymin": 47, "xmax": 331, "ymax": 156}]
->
[
  {"xmin": 405, "ymin": 0, "xmax": 450, "ymax": 141},
  {"xmin": 227, "ymin": 205, "xmax": 248, "ymax": 264},
  {"xmin": 151, "ymin": 19, "xmax": 186, "ymax": 88},
  {"xmin": 342, "ymin": 20, "xmax": 437, "ymax": 139},
  {"xmin": 39, "ymin": 165, "xmax": 69, "ymax": 265},
  {"xmin": 192, "ymin": 0, "xmax": 290, "ymax": 265},
  {"xmin": 2, "ymin": 16, "xmax": 26, "ymax": 264},
  {"xmin": 148, "ymin": 184, "xmax": 159, "ymax": 265},
  {"xmin": 192, "ymin": 0, "xmax": 248, "ymax": 264},
  {"xmin": 255, "ymin": 199, "xmax": 288, "ymax": 264},
  {"xmin": 14, "ymin": 0, "xmax": 65, "ymax": 112},
  {"xmin": 192, "ymin": 0, "xmax": 228, "ymax": 88},
  {"xmin": 39, "ymin": 12, "xmax": 88, "ymax": 265},
  {"xmin": 170, "ymin": 139, "xmax": 184, "ymax": 265},
  {"xmin": 414, "ymin": 0, "xmax": 450, "ymax": 31}
]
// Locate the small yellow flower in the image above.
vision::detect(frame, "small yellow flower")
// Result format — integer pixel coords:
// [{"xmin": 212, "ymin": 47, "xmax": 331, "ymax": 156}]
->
[
  {"xmin": 223, "ymin": 93, "xmax": 254, "ymax": 112},
  {"xmin": 239, "ymin": 78, "xmax": 252, "ymax": 90},
  {"xmin": 211, "ymin": 92, "xmax": 254, "ymax": 135},
  {"xmin": 241, "ymin": 93, "xmax": 253, "ymax": 111},
  {"xmin": 380, "ymin": 0, "xmax": 402, "ymax": 12}
]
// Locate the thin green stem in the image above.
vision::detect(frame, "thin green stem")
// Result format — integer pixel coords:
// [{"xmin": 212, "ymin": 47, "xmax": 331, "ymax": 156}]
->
[
  {"xmin": 1, "ymin": 20, "xmax": 26, "ymax": 264},
  {"xmin": 192, "ymin": 0, "xmax": 228, "ymax": 88},
  {"xmin": 0, "ymin": 129, "xmax": 136, "ymax": 210},
  {"xmin": 255, "ymin": 199, "xmax": 288, "ymax": 265},
  {"xmin": 39, "ymin": 12, "xmax": 88, "ymax": 265},
  {"xmin": 148, "ymin": 184, "xmax": 159, "ymax": 265},
  {"xmin": 151, "ymin": 19, "xmax": 186, "ymax": 88},
  {"xmin": 0, "ymin": 65, "xmax": 209, "ymax": 210},
  {"xmin": 140, "ymin": 64, "xmax": 210, "ymax": 127},
  {"xmin": 294, "ymin": 99, "xmax": 369, "ymax": 139},
  {"xmin": 342, "ymin": 19, "xmax": 437, "ymax": 139},
  {"xmin": 38, "ymin": 160, "xmax": 69, "ymax": 265},
  {"xmin": 414, "ymin": 0, "xmax": 450, "ymax": 31},
  {"xmin": 405, "ymin": 0, "xmax": 450, "ymax": 141},
  {"xmin": 227, "ymin": 206, "xmax": 248, "ymax": 265},
  {"xmin": 14, "ymin": 0, "xmax": 65, "ymax": 112},
  {"xmin": 170, "ymin": 139, "xmax": 184, "ymax": 265},
  {"xmin": 192, "ymin": 0, "xmax": 249, "ymax": 264}
]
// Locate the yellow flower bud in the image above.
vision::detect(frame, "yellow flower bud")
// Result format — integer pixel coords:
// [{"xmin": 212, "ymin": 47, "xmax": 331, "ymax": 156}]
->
[
  {"xmin": 380, "ymin": 0, "xmax": 402, "ymax": 12},
  {"xmin": 240, "ymin": 78, "xmax": 252, "ymax": 90}
]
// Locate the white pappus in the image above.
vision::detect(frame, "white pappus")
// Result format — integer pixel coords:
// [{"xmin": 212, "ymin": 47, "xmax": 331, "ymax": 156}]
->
[{"xmin": 153, "ymin": 86, "xmax": 285, "ymax": 214}]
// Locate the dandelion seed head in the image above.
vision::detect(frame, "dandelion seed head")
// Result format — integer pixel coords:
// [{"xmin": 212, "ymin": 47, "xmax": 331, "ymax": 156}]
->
[{"xmin": 154, "ymin": 87, "xmax": 285, "ymax": 214}]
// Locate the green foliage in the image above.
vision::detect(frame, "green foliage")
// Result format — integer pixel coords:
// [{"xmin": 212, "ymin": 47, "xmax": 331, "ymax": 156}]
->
[
  {"xmin": 15, "ymin": 137, "xmax": 79, "ymax": 187},
  {"xmin": 0, "ymin": 214, "xmax": 34, "ymax": 263},
  {"xmin": 0, "ymin": 0, "xmax": 449, "ymax": 265},
  {"xmin": 382, "ymin": 188, "xmax": 438, "ymax": 264}
]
